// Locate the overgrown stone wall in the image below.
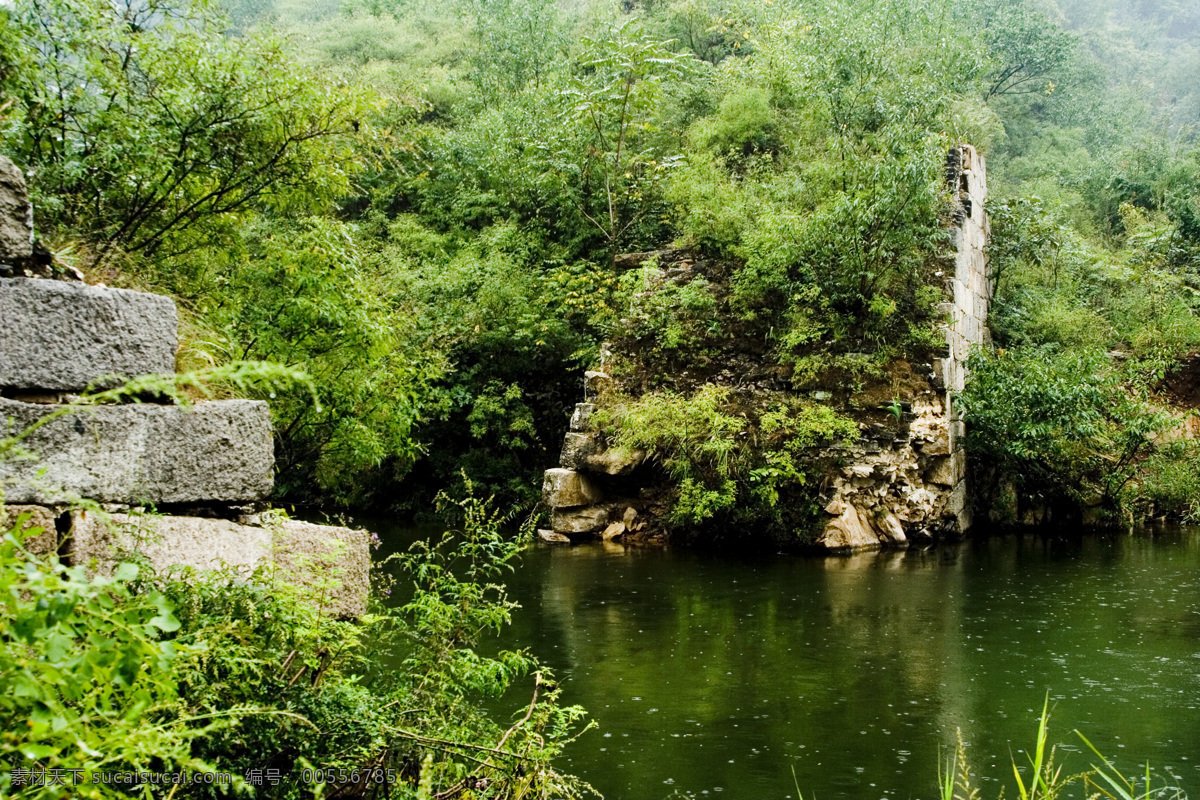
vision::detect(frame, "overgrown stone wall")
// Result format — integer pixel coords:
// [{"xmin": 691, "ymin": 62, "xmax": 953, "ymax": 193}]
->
[
  {"xmin": 540, "ymin": 145, "xmax": 992, "ymax": 551},
  {"xmin": 815, "ymin": 145, "xmax": 990, "ymax": 549}
]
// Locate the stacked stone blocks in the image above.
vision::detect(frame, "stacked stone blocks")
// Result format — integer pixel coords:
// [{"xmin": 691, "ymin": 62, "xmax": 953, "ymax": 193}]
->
[{"xmin": 0, "ymin": 157, "xmax": 366, "ymax": 614}]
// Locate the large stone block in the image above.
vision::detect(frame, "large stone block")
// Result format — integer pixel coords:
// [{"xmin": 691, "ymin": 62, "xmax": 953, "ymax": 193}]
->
[
  {"xmin": 0, "ymin": 157, "xmax": 32, "ymax": 263},
  {"xmin": 273, "ymin": 520, "xmax": 370, "ymax": 618},
  {"xmin": 0, "ymin": 398, "xmax": 273, "ymax": 504},
  {"xmin": 561, "ymin": 431, "xmax": 644, "ymax": 476},
  {"xmin": 925, "ymin": 449, "xmax": 966, "ymax": 487},
  {"xmin": 69, "ymin": 511, "xmax": 369, "ymax": 618},
  {"xmin": 569, "ymin": 402, "xmax": 596, "ymax": 432},
  {"xmin": 542, "ymin": 468, "xmax": 604, "ymax": 508},
  {"xmin": 0, "ymin": 278, "xmax": 177, "ymax": 390},
  {"xmin": 551, "ymin": 505, "xmax": 610, "ymax": 534}
]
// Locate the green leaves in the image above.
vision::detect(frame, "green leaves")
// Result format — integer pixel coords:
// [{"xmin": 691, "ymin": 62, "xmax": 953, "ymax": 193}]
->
[
  {"xmin": 0, "ymin": 537, "xmax": 202, "ymax": 795},
  {"xmin": 960, "ymin": 346, "xmax": 1180, "ymax": 515},
  {"xmin": 3, "ymin": 0, "xmax": 366, "ymax": 264}
]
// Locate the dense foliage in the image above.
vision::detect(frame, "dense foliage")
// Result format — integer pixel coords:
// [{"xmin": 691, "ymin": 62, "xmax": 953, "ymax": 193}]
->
[
  {"xmin": 1, "ymin": 0, "xmax": 1199, "ymax": 520},
  {"xmin": 0, "ymin": 499, "xmax": 590, "ymax": 799}
]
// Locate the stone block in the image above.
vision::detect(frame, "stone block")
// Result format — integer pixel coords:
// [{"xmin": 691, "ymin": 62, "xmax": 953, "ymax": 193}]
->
[
  {"xmin": 0, "ymin": 157, "xmax": 32, "ymax": 263},
  {"xmin": 583, "ymin": 370, "xmax": 612, "ymax": 400},
  {"xmin": 934, "ymin": 356, "xmax": 964, "ymax": 394},
  {"xmin": 0, "ymin": 278, "xmax": 178, "ymax": 390},
  {"xmin": 273, "ymin": 520, "xmax": 370, "ymax": 619},
  {"xmin": 69, "ymin": 509, "xmax": 271, "ymax": 575},
  {"xmin": 561, "ymin": 431, "xmax": 643, "ymax": 476},
  {"xmin": 1, "ymin": 503, "xmax": 57, "ymax": 555},
  {"xmin": 963, "ymin": 314, "xmax": 982, "ymax": 345},
  {"xmin": 0, "ymin": 398, "xmax": 273, "ymax": 504},
  {"xmin": 570, "ymin": 402, "xmax": 596, "ymax": 432},
  {"xmin": 552, "ymin": 505, "xmax": 610, "ymax": 534},
  {"xmin": 542, "ymin": 468, "xmax": 604, "ymax": 508},
  {"xmin": 974, "ymin": 291, "xmax": 989, "ymax": 321},
  {"xmin": 950, "ymin": 277, "xmax": 969, "ymax": 311},
  {"xmin": 968, "ymin": 266, "xmax": 987, "ymax": 296},
  {"xmin": 69, "ymin": 511, "xmax": 369, "ymax": 618},
  {"xmin": 925, "ymin": 450, "xmax": 966, "ymax": 487},
  {"xmin": 561, "ymin": 431, "xmax": 601, "ymax": 470}
]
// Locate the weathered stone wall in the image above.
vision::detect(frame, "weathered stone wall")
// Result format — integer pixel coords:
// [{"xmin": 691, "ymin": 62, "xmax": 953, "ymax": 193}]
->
[
  {"xmin": 70, "ymin": 511, "xmax": 370, "ymax": 618},
  {"xmin": 814, "ymin": 144, "xmax": 989, "ymax": 550},
  {"xmin": 540, "ymin": 145, "xmax": 991, "ymax": 550},
  {"xmin": 0, "ymin": 397, "xmax": 274, "ymax": 504},
  {"xmin": 0, "ymin": 278, "xmax": 178, "ymax": 390},
  {"xmin": 0, "ymin": 159, "xmax": 369, "ymax": 615}
]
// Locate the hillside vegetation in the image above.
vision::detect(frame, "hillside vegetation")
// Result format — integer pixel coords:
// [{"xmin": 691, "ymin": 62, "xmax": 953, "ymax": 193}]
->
[{"xmin": 2, "ymin": 0, "xmax": 1199, "ymax": 525}]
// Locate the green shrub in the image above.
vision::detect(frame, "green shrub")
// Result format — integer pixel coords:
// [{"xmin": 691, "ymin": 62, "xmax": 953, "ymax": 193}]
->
[
  {"xmin": 960, "ymin": 346, "xmax": 1179, "ymax": 518},
  {"xmin": 598, "ymin": 386, "xmax": 857, "ymax": 540},
  {"xmin": 0, "ymin": 491, "xmax": 592, "ymax": 799},
  {"xmin": 0, "ymin": 522, "xmax": 214, "ymax": 800}
]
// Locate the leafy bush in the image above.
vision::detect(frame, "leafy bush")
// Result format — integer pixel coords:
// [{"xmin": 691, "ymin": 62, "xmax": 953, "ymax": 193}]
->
[
  {"xmin": 960, "ymin": 346, "xmax": 1179, "ymax": 520},
  {"xmin": 0, "ymin": 492, "xmax": 592, "ymax": 799},
  {"xmin": 0, "ymin": 524, "xmax": 210, "ymax": 800},
  {"xmin": 598, "ymin": 385, "xmax": 856, "ymax": 539}
]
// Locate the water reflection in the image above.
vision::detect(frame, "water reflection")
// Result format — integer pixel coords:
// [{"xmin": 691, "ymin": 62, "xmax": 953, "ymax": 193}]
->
[{"xmin": 368, "ymin": 523, "xmax": 1200, "ymax": 800}]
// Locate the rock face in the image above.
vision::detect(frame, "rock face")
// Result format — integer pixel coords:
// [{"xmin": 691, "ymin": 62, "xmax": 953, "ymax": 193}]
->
[
  {"xmin": 0, "ymin": 398, "xmax": 274, "ymax": 504},
  {"xmin": 0, "ymin": 157, "xmax": 33, "ymax": 264},
  {"xmin": 0, "ymin": 278, "xmax": 178, "ymax": 390},
  {"xmin": 69, "ymin": 512, "xmax": 370, "ymax": 618}
]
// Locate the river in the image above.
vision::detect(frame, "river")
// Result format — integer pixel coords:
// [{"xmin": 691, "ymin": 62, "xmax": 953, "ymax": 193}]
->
[{"xmin": 369, "ymin": 525, "xmax": 1200, "ymax": 800}]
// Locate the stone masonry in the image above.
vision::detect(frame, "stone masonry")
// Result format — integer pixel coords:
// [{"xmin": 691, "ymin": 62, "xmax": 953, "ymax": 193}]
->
[
  {"xmin": 814, "ymin": 144, "xmax": 989, "ymax": 549},
  {"xmin": 0, "ymin": 158, "xmax": 367, "ymax": 616},
  {"xmin": 0, "ymin": 277, "xmax": 178, "ymax": 390},
  {"xmin": 0, "ymin": 398, "xmax": 274, "ymax": 505},
  {"xmin": 540, "ymin": 145, "xmax": 991, "ymax": 550}
]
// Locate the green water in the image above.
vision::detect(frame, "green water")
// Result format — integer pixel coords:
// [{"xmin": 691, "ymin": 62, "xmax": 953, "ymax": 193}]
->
[{"xmin": 372, "ymin": 527, "xmax": 1200, "ymax": 800}]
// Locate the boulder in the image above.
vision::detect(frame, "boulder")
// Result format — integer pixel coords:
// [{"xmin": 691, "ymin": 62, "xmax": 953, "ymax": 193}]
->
[
  {"xmin": 68, "ymin": 511, "xmax": 369, "ymax": 618},
  {"xmin": 819, "ymin": 504, "xmax": 882, "ymax": 551},
  {"xmin": 1, "ymin": 503, "xmax": 57, "ymax": 555},
  {"xmin": 542, "ymin": 468, "xmax": 604, "ymax": 508},
  {"xmin": 551, "ymin": 505, "xmax": 610, "ymax": 534},
  {"xmin": 0, "ymin": 278, "xmax": 178, "ymax": 390},
  {"xmin": 537, "ymin": 529, "xmax": 571, "ymax": 544},
  {"xmin": 0, "ymin": 157, "xmax": 32, "ymax": 263},
  {"xmin": 819, "ymin": 504, "xmax": 908, "ymax": 550},
  {"xmin": 600, "ymin": 521, "xmax": 625, "ymax": 541},
  {"xmin": 0, "ymin": 398, "xmax": 273, "ymax": 504}
]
